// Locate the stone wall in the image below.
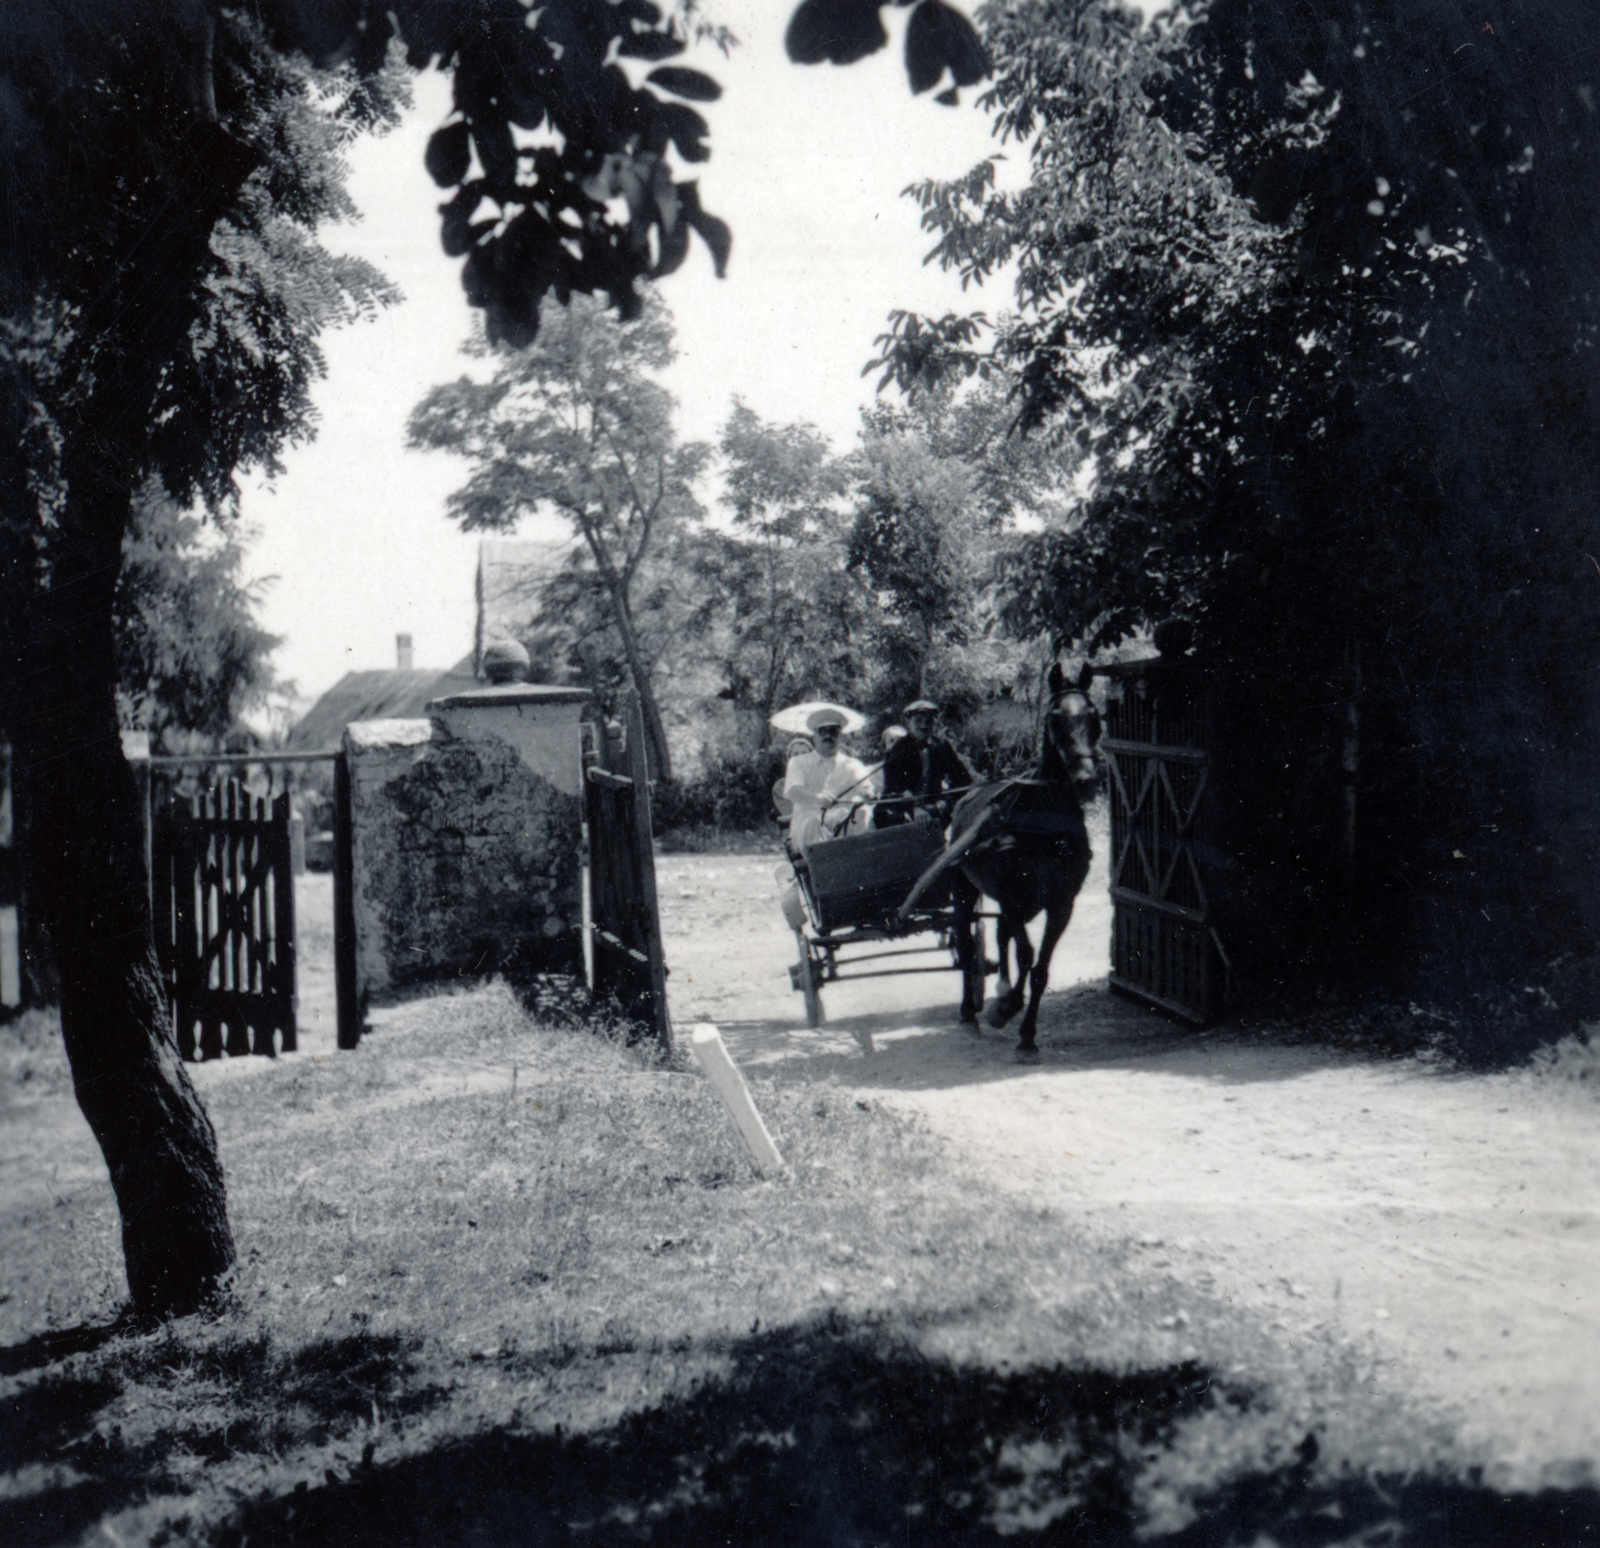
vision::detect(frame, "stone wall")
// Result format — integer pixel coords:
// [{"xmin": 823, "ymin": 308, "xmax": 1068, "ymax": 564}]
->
[{"xmin": 344, "ymin": 686, "xmax": 588, "ymax": 1002}]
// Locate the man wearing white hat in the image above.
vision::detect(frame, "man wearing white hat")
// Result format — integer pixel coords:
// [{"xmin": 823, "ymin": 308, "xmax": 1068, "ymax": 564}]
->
[{"xmin": 782, "ymin": 705, "xmax": 876, "ymax": 852}]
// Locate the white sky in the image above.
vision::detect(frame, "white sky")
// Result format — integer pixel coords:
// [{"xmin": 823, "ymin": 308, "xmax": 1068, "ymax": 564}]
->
[{"xmin": 242, "ymin": 0, "xmax": 1018, "ymax": 704}]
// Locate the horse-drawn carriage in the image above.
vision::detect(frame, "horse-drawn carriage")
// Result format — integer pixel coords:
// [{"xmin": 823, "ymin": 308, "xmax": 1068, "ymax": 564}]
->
[
  {"xmin": 776, "ymin": 663, "xmax": 1104, "ymax": 1052},
  {"xmin": 784, "ymin": 819, "xmax": 967, "ymax": 1028}
]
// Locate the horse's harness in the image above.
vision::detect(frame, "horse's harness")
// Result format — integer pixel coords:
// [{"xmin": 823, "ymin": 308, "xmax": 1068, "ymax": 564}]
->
[{"xmin": 953, "ymin": 777, "xmax": 1091, "ymax": 857}]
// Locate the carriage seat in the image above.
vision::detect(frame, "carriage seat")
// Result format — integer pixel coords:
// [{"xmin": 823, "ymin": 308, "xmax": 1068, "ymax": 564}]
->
[{"xmin": 801, "ymin": 822, "xmax": 948, "ymax": 933}]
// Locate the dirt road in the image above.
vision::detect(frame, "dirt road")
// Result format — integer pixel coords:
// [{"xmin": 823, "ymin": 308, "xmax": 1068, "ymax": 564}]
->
[{"xmin": 657, "ymin": 839, "xmax": 1600, "ymax": 1492}]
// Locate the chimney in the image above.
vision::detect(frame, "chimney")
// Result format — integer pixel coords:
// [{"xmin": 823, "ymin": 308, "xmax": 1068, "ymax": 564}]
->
[{"xmin": 396, "ymin": 633, "xmax": 414, "ymax": 672}]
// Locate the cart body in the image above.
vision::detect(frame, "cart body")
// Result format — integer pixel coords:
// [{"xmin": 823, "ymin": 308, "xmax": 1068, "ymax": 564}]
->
[{"xmin": 786, "ymin": 823, "xmax": 970, "ymax": 1026}]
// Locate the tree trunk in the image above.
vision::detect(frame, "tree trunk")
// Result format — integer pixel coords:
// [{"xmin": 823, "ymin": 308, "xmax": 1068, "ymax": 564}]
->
[
  {"xmin": 2, "ymin": 101, "xmax": 254, "ymax": 1318},
  {"xmin": 574, "ymin": 519, "xmax": 674, "ymax": 782},
  {"xmin": 18, "ymin": 448, "xmax": 234, "ymax": 1320},
  {"xmin": 9, "ymin": 752, "xmax": 59, "ymax": 1008},
  {"xmin": 606, "ymin": 589, "xmax": 674, "ymax": 783}
]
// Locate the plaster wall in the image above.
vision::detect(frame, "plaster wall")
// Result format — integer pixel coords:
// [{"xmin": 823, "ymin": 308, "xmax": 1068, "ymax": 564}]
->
[{"xmin": 344, "ymin": 691, "xmax": 586, "ymax": 1001}]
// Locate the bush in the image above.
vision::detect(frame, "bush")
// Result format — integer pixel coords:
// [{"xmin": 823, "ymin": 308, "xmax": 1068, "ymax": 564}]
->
[{"xmin": 653, "ymin": 750, "xmax": 788, "ymax": 836}]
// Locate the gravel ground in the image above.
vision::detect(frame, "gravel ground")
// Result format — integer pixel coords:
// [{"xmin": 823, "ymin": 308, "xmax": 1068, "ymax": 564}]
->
[{"xmin": 656, "ymin": 832, "xmax": 1600, "ymax": 1493}]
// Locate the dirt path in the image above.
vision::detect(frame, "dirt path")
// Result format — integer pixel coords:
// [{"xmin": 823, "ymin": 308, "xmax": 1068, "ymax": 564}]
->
[{"xmin": 657, "ymin": 842, "xmax": 1600, "ymax": 1492}]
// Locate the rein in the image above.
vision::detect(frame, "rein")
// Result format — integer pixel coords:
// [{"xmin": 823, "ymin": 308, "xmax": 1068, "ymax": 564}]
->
[{"xmin": 807, "ymin": 704, "xmax": 1100, "ymax": 840}]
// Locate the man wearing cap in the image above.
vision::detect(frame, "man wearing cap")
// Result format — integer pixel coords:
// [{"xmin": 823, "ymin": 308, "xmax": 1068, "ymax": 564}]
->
[
  {"xmin": 875, "ymin": 699, "xmax": 976, "ymax": 834},
  {"xmin": 783, "ymin": 706, "xmax": 875, "ymax": 852}
]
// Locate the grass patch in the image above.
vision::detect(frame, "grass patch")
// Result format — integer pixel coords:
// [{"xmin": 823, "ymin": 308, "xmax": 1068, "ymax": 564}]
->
[
  {"xmin": 2, "ymin": 984, "xmax": 1593, "ymax": 1545},
  {"xmin": 0, "ymin": 1007, "xmax": 76, "ymax": 1101}
]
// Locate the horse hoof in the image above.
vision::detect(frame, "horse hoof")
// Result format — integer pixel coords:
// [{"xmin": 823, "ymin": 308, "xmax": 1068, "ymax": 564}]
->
[
  {"xmin": 986, "ymin": 997, "xmax": 1018, "ymax": 1029},
  {"xmin": 1014, "ymin": 1043, "xmax": 1040, "ymax": 1064},
  {"xmin": 959, "ymin": 1016, "xmax": 982, "ymax": 1035}
]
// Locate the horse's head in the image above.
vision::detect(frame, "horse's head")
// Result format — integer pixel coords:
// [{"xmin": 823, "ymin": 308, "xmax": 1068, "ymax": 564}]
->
[{"xmin": 1043, "ymin": 662, "xmax": 1101, "ymax": 796}]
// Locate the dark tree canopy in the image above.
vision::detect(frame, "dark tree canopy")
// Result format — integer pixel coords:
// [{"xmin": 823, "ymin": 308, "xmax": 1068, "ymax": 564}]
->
[
  {"xmin": 252, "ymin": 0, "xmax": 739, "ymax": 345},
  {"xmin": 880, "ymin": 0, "xmax": 1600, "ymax": 1046},
  {"xmin": 0, "ymin": 0, "xmax": 722, "ymax": 370},
  {"xmin": 786, "ymin": 0, "xmax": 989, "ymax": 103},
  {"xmin": 2, "ymin": 0, "xmax": 991, "ymax": 372}
]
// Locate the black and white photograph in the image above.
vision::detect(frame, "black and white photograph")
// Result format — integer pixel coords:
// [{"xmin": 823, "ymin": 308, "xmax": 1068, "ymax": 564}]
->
[{"xmin": 3, "ymin": 0, "xmax": 1599, "ymax": 1542}]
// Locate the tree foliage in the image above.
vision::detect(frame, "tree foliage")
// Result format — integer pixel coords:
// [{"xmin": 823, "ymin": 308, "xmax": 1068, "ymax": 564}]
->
[
  {"xmin": 786, "ymin": 0, "xmax": 989, "ymax": 103},
  {"xmin": 850, "ymin": 427, "xmax": 981, "ymax": 686},
  {"xmin": 881, "ymin": 0, "xmax": 1600, "ymax": 1035},
  {"xmin": 689, "ymin": 403, "xmax": 861, "ymax": 735},
  {"xmin": 678, "ymin": 382, "xmax": 1066, "ymax": 756},
  {"xmin": 114, "ymin": 484, "xmax": 281, "ymax": 744},
  {"xmin": 0, "ymin": 0, "xmax": 987, "ymax": 350},
  {"xmin": 848, "ymin": 381, "xmax": 1067, "ymax": 718},
  {"xmin": 409, "ymin": 293, "xmax": 709, "ymax": 779}
]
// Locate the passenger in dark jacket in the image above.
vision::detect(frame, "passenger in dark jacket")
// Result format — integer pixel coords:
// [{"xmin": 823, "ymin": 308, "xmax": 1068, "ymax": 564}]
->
[{"xmin": 874, "ymin": 699, "xmax": 977, "ymax": 833}]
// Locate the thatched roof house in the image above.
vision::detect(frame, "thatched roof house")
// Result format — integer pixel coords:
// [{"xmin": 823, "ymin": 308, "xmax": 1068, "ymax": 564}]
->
[
  {"xmin": 287, "ymin": 538, "xmax": 577, "ymax": 753},
  {"xmin": 286, "ymin": 648, "xmax": 477, "ymax": 750}
]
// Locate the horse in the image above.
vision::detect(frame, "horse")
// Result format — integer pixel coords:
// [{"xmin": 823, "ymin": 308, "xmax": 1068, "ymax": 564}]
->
[{"xmin": 901, "ymin": 663, "xmax": 1101, "ymax": 1055}]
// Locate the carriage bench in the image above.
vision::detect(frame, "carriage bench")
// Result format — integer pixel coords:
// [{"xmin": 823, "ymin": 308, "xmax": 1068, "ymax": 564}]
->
[{"xmin": 786, "ymin": 823, "xmax": 962, "ymax": 1025}]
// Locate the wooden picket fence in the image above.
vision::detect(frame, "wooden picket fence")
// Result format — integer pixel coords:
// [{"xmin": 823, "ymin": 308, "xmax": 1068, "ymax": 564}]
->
[{"xmin": 153, "ymin": 778, "xmax": 297, "ymax": 1059}]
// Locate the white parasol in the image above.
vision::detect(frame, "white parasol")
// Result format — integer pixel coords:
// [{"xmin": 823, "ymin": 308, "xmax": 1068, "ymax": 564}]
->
[{"xmin": 768, "ymin": 700, "xmax": 868, "ymax": 736}]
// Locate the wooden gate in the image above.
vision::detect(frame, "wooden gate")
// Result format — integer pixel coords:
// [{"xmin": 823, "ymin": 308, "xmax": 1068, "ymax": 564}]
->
[
  {"xmin": 1102, "ymin": 659, "xmax": 1223, "ymax": 1024},
  {"xmin": 583, "ymin": 691, "xmax": 671, "ymax": 1048},
  {"xmin": 154, "ymin": 778, "xmax": 297, "ymax": 1059}
]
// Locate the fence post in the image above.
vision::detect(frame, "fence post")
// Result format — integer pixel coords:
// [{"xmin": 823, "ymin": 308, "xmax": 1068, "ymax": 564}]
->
[
  {"xmin": 332, "ymin": 749, "xmax": 361, "ymax": 1049},
  {"xmin": 623, "ymin": 690, "xmax": 672, "ymax": 1052},
  {"xmin": 689, "ymin": 1025, "xmax": 785, "ymax": 1176},
  {"xmin": 272, "ymin": 789, "xmax": 298, "ymax": 1054},
  {"xmin": 120, "ymin": 730, "xmax": 152, "ymax": 910}
]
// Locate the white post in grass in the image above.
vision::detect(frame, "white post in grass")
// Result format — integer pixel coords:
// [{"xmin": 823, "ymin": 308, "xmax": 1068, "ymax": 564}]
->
[{"xmin": 689, "ymin": 1024, "xmax": 786, "ymax": 1178}]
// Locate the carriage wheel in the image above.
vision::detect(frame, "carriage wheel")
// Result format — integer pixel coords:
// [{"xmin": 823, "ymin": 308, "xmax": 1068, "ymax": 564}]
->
[{"xmin": 794, "ymin": 930, "xmax": 825, "ymax": 1028}]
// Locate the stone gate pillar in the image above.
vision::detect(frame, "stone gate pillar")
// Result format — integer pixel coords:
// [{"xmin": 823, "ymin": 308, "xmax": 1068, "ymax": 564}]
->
[{"xmin": 344, "ymin": 684, "xmax": 589, "ymax": 1005}]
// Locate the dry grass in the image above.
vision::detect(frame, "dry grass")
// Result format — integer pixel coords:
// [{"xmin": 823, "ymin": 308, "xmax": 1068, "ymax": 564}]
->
[{"xmin": 2, "ymin": 984, "xmax": 1595, "ymax": 1546}]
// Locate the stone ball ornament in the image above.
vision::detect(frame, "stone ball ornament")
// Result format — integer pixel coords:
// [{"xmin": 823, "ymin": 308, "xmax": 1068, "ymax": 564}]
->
[{"xmin": 481, "ymin": 639, "xmax": 531, "ymax": 685}]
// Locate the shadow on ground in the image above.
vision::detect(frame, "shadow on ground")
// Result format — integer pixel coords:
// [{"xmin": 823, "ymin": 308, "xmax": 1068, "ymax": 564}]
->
[
  {"xmin": 0, "ymin": 1328, "xmax": 452, "ymax": 1548},
  {"xmin": 183, "ymin": 1322, "xmax": 1600, "ymax": 1548},
  {"xmin": 715, "ymin": 984, "xmax": 1387, "ymax": 1098},
  {"xmin": 0, "ymin": 1320, "xmax": 128, "ymax": 1379}
]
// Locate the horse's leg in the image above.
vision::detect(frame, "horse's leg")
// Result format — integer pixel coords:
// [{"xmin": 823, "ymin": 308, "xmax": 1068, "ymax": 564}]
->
[
  {"xmin": 988, "ymin": 909, "xmax": 1033, "ymax": 1027},
  {"xmin": 994, "ymin": 918, "xmax": 1013, "ymax": 999},
  {"xmin": 987, "ymin": 916, "xmax": 1014, "ymax": 1026},
  {"xmin": 952, "ymin": 874, "xmax": 984, "ymax": 1028},
  {"xmin": 1016, "ymin": 904, "xmax": 1073, "ymax": 1054}
]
